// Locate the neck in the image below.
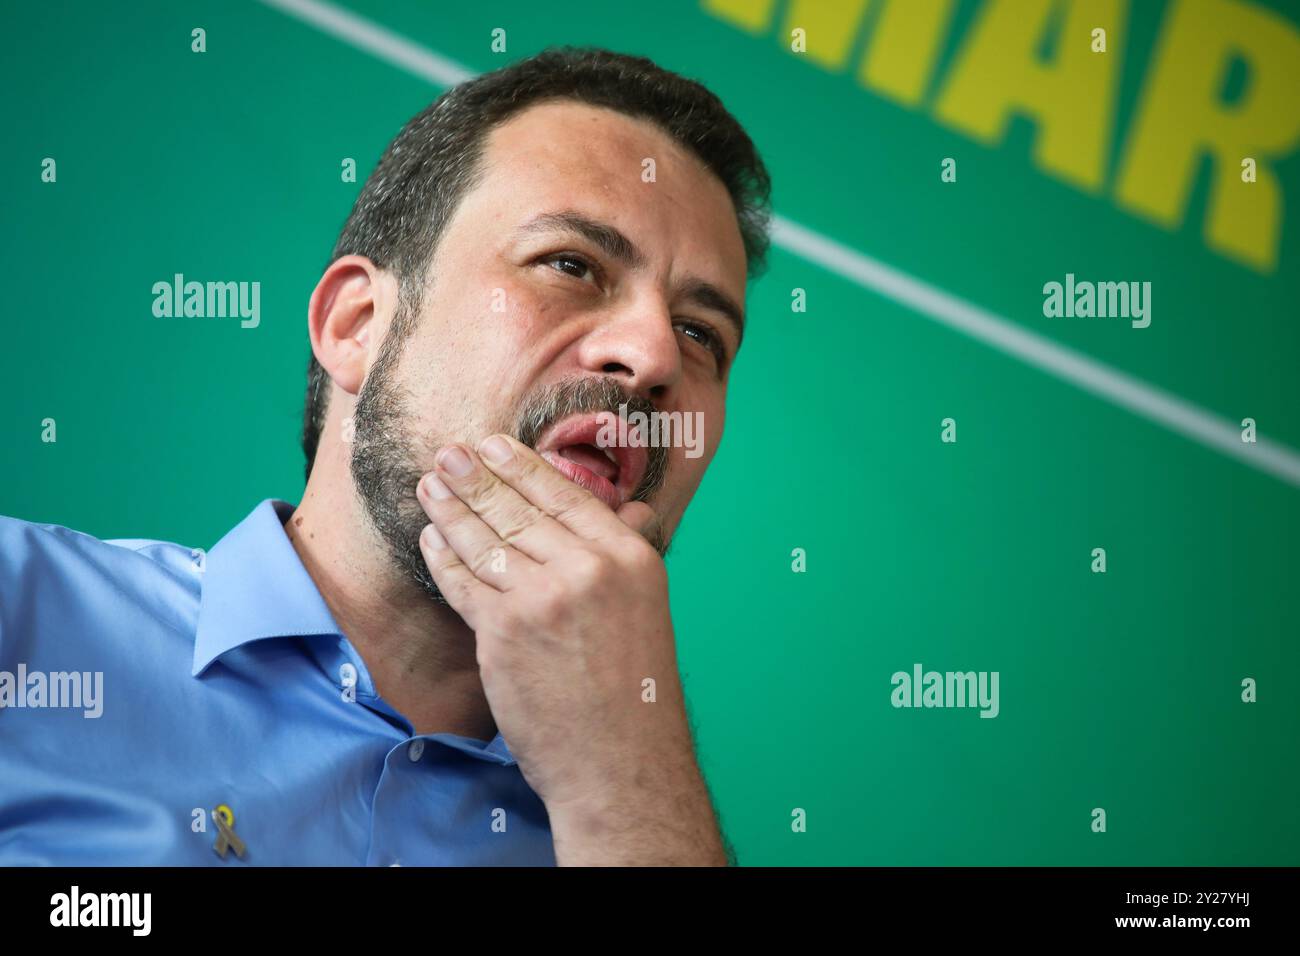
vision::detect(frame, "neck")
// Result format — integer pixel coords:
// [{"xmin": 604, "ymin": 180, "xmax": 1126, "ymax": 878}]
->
[{"xmin": 284, "ymin": 461, "xmax": 496, "ymax": 743}]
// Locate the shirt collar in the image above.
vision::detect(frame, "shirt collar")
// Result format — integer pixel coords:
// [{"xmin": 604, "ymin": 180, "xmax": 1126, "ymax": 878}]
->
[
  {"xmin": 190, "ymin": 499, "xmax": 517, "ymax": 765},
  {"xmin": 192, "ymin": 499, "xmax": 342, "ymax": 677}
]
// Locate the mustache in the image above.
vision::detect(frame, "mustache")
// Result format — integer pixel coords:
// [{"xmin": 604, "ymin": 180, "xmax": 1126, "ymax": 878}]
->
[{"xmin": 512, "ymin": 376, "xmax": 670, "ymax": 506}]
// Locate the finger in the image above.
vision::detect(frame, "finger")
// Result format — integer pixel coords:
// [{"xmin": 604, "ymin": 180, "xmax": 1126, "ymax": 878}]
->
[
  {"xmin": 615, "ymin": 501, "xmax": 668, "ymax": 556},
  {"xmin": 417, "ymin": 471, "xmax": 538, "ymax": 588},
  {"xmin": 615, "ymin": 500, "xmax": 657, "ymax": 537},
  {"xmin": 431, "ymin": 440, "xmax": 582, "ymax": 562},
  {"xmin": 417, "ymin": 523, "xmax": 493, "ymax": 631},
  {"xmin": 469, "ymin": 434, "xmax": 633, "ymax": 544}
]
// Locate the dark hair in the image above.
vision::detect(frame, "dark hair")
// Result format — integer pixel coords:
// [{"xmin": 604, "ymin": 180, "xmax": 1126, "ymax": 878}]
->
[{"xmin": 302, "ymin": 46, "xmax": 772, "ymax": 479}]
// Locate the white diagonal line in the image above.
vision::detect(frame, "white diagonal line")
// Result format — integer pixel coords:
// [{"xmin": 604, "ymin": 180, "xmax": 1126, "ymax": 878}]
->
[
  {"xmin": 772, "ymin": 216, "xmax": 1300, "ymax": 487},
  {"xmin": 258, "ymin": 0, "xmax": 474, "ymax": 85},
  {"xmin": 256, "ymin": 0, "xmax": 1300, "ymax": 489}
]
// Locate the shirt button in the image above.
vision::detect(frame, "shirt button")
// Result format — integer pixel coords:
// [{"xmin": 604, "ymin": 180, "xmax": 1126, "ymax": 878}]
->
[
  {"xmin": 407, "ymin": 739, "xmax": 425, "ymax": 762},
  {"xmin": 339, "ymin": 663, "xmax": 357, "ymax": 686}
]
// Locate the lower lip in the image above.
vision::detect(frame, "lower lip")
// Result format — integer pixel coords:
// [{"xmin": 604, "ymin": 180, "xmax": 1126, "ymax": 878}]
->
[{"xmin": 540, "ymin": 451, "xmax": 623, "ymax": 511}]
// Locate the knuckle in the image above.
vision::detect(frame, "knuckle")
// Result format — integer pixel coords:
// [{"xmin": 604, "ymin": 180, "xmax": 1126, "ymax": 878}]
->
[
  {"xmin": 467, "ymin": 472, "xmax": 502, "ymax": 505},
  {"xmin": 549, "ymin": 483, "xmax": 593, "ymax": 519},
  {"xmin": 614, "ymin": 534, "xmax": 659, "ymax": 569},
  {"xmin": 511, "ymin": 452, "xmax": 542, "ymax": 483},
  {"xmin": 567, "ymin": 549, "xmax": 606, "ymax": 587},
  {"xmin": 467, "ymin": 545, "xmax": 504, "ymax": 579},
  {"xmin": 451, "ymin": 468, "xmax": 496, "ymax": 508},
  {"xmin": 496, "ymin": 503, "xmax": 545, "ymax": 547},
  {"xmin": 530, "ymin": 583, "xmax": 566, "ymax": 623},
  {"xmin": 443, "ymin": 509, "xmax": 481, "ymax": 538}
]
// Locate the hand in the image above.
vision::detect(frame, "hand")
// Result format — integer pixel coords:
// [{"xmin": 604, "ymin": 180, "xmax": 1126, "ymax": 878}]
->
[{"xmin": 415, "ymin": 433, "xmax": 726, "ymax": 864}]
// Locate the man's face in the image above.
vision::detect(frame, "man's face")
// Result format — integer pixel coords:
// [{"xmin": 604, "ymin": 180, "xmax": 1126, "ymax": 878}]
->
[{"xmin": 350, "ymin": 100, "xmax": 749, "ymax": 598}]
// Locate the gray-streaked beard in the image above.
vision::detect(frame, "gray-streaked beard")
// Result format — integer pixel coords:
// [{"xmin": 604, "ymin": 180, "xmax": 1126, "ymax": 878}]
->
[{"xmin": 350, "ymin": 359, "xmax": 672, "ymax": 605}]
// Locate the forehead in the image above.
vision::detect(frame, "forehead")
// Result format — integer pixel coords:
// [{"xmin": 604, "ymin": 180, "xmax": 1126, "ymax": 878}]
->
[{"xmin": 464, "ymin": 99, "xmax": 748, "ymax": 287}]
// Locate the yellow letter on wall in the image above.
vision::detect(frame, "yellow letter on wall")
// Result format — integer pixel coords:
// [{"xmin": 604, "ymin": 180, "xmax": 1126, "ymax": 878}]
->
[
  {"xmin": 931, "ymin": 0, "xmax": 1127, "ymax": 193},
  {"xmin": 860, "ymin": 0, "xmax": 958, "ymax": 107},
  {"xmin": 1114, "ymin": 0, "xmax": 1300, "ymax": 272}
]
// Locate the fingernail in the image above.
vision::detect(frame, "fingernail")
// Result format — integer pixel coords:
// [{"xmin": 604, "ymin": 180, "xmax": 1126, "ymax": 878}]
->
[
  {"xmin": 437, "ymin": 445, "xmax": 474, "ymax": 477},
  {"xmin": 480, "ymin": 435, "xmax": 513, "ymax": 465},
  {"xmin": 422, "ymin": 474, "xmax": 453, "ymax": 500},
  {"xmin": 421, "ymin": 524, "xmax": 446, "ymax": 550}
]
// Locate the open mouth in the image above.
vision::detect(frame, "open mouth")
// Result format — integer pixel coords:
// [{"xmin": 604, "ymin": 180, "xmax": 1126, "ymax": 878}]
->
[{"xmin": 534, "ymin": 413, "xmax": 649, "ymax": 511}]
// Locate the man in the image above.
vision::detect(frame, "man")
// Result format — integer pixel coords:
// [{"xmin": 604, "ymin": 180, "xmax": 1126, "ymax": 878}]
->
[{"xmin": 0, "ymin": 46, "xmax": 770, "ymax": 866}]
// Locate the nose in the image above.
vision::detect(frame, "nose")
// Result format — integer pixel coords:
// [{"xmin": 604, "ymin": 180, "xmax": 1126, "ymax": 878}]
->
[{"xmin": 575, "ymin": 294, "xmax": 682, "ymax": 404}]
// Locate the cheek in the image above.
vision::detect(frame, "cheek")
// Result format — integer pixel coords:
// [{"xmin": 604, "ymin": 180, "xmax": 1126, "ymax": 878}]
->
[
  {"xmin": 664, "ymin": 436, "xmax": 714, "ymax": 499},
  {"xmin": 427, "ymin": 284, "xmax": 543, "ymax": 377},
  {"xmin": 656, "ymin": 392, "xmax": 722, "ymax": 474},
  {"xmin": 504, "ymin": 286, "xmax": 565, "ymax": 351},
  {"xmin": 691, "ymin": 395, "xmax": 725, "ymax": 463}
]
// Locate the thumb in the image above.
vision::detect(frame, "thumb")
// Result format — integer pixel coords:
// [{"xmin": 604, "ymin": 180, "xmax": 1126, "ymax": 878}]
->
[{"xmin": 615, "ymin": 501, "xmax": 667, "ymax": 555}]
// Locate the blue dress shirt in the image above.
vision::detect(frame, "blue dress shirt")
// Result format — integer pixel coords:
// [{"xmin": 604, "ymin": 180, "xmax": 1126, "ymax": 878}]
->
[{"xmin": 0, "ymin": 499, "xmax": 555, "ymax": 865}]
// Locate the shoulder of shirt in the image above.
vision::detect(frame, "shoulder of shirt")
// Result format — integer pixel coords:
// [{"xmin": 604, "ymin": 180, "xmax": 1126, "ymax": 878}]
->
[{"xmin": 0, "ymin": 511, "xmax": 203, "ymax": 595}]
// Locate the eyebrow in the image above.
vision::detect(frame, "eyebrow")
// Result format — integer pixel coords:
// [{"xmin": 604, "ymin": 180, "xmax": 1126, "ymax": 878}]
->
[{"xmin": 516, "ymin": 210, "xmax": 746, "ymax": 347}]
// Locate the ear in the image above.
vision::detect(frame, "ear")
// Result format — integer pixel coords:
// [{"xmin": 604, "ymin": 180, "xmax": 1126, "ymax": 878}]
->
[{"xmin": 307, "ymin": 255, "xmax": 394, "ymax": 398}]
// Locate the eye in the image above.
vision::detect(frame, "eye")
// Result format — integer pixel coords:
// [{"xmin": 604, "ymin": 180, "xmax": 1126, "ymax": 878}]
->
[
  {"xmin": 675, "ymin": 321, "xmax": 727, "ymax": 366},
  {"xmin": 541, "ymin": 253, "xmax": 599, "ymax": 284}
]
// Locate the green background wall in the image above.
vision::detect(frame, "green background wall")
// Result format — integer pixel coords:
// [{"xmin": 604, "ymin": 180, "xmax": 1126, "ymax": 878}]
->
[{"xmin": 3, "ymin": 0, "xmax": 1297, "ymax": 864}]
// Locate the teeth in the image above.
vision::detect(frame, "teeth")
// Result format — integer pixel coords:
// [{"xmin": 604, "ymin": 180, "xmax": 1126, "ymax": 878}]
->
[{"xmin": 601, "ymin": 447, "xmax": 617, "ymax": 467}]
